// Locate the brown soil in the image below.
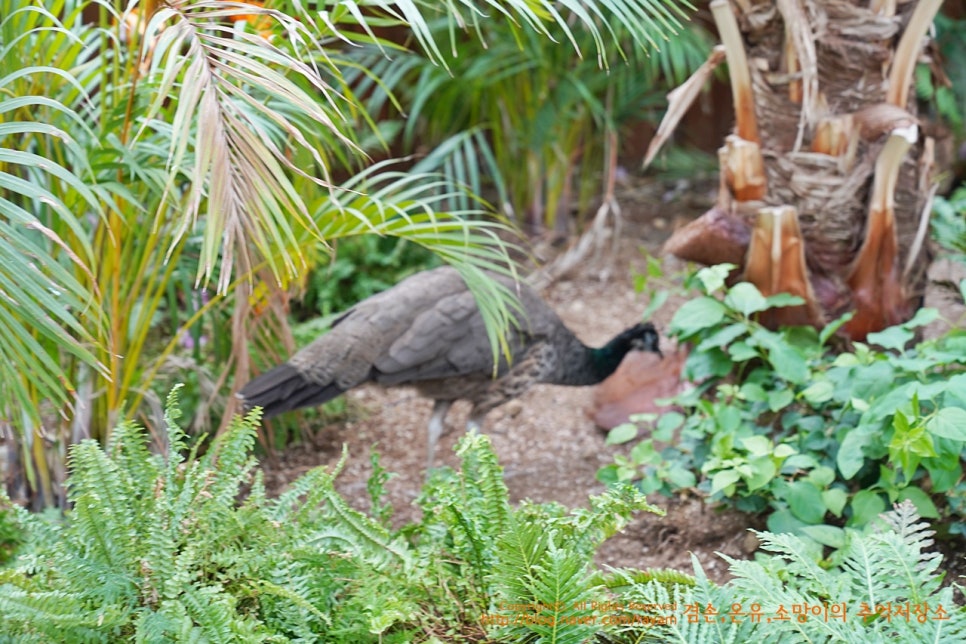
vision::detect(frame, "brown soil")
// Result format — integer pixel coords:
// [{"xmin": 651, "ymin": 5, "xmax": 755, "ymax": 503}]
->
[{"xmin": 259, "ymin": 174, "xmax": 763, "ymax": 584}]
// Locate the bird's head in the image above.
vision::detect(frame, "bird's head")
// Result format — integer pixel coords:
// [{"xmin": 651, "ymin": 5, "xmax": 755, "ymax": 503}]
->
[{"xmin": 624, "ymin": 322, "xmax": 662, "ymax": 358}]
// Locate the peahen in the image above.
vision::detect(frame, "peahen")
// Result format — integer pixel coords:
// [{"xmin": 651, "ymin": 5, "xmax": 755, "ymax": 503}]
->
[{"xmin": 238, "ymin": 266, "xmax": 662, "ymax": 468}]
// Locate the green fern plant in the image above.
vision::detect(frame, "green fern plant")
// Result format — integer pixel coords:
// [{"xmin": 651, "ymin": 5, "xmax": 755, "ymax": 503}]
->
[
  {"xmin": 0, "ymin": 387, "xmax": 671, "ymax": 642},
  {"xmin": 603, "ymin": 500, "xmax": 966, "ymax": 643}
]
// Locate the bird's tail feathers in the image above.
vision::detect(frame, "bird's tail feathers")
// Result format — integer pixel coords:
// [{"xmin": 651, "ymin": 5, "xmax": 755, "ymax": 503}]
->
[{"xmin": 238, "ymin": 364, "xmax": 344, "ymax": 419}]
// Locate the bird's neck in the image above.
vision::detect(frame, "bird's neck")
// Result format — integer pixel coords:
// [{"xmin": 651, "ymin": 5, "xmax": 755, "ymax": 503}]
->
[{"xmin": 554, "ymin": 335, "xmax": 631, "ymax": 386}]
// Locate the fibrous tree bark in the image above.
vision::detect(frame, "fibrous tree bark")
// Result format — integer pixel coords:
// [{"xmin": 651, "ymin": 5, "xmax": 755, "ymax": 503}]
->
[{"xmin": 649, "ymin": 0, "xmax": 945, "ymax": 340}]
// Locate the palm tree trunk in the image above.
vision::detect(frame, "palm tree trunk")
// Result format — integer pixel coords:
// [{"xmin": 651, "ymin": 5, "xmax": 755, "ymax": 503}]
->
[{"xmin": 651, "ymin": 0, "xmax": 945, "ymax": 339}]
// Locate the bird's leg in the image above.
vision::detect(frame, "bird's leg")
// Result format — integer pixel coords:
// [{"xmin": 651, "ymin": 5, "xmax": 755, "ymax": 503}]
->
[
  {"xmin": 466, "ymin": 411, "xmax": 485, "ymax": 434},
  {"xmin": 426, "ymin": 399, "xmax": 453, "ymax": 471}
]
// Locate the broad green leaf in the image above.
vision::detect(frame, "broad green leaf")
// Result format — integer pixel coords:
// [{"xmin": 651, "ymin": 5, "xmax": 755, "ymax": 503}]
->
[
  {"xmin": 822, "ymin": 488, "xmax": 847, "ymax": 517},
  {"xmin": 925, "ymin": 461, "xmax": 961, "ymax": 493},
  {"xmin": 901, "ymin": 307, "xmax": 940, "ymax": 329},
  {"xmin": 666, "ymin": 467, "xmax": 696, "ymax": 489},
  {"xmin": 654, "ymin": 412, "xmax": 685, "ymax": 442},
  {"xmin": 837, "ymin": 430, "xmax": 873, "ymax": 479},
  {"xmin": 606, "ymin": 423, "xmax": 638, "ymax": 445},
  {"xmin": 630, "ymin": 439, "xmax": 660, "ymax": 465},
  {"xmin": 801, "ymin": 380, "xmax": 834, "ymax": 405},
  {"xmin": 783, "ymin": 454, "xmax": 820, "ymax": 471},
  {"xmin": 768, "ymin": 388, "xmax": 794, "ymax": 412},
  {"xmin": 669, "ymin": 296, "xmax": 728, "ymax": 338},
  {"xmin": 740, "ymin": 435, "xmax": 773, "ymax": 457},
  {"xmin": 897, "ymin": 487, "xmax": 939, "ymax": 519},
  {"xmin": 743, "ymin": 456, "xmax": 776, "ymax": 492},
  {"xmin": 739, "ymin": 382, "xmax": 767, "ymax": 402},
  {"xmin": 807, "ymin": 466, "xmax": 836, "ymax": 488},
  {"xmin": 695, "ymin": 322, "xmax": 747, "ymax": 352},
  {"xmin": 683, "ymin": 347, "xmax": 732, "ymax": 381},
  {"xmin": 695, "ymin": 264, "xmax": 734, "ymax": 294},
  {"xmin": 800, "ymin": 524, "xmax": 846, "ymax": 548},
  {"xmin": 710, "ymin": 469, "xmax": 741, "ymax": 495},
  {"xmin": 820, "ymin": 311, "xmax": 854, "ymax": 345},
  {"xmin": 766, "ymin": 508, "xmax": 807, "ymax": 534},
  {"xmin": 596, "ymin": 465, "xmax": 619, "ymax": 485},
  {"xmin": 833, "ymin": 353, "xmax": 860, "ymax": 367},
  {"xmin": 728, "ymin": 341, "xmax": 759, "ymax": 362},
  {"xmin": 849, "ymin": 490, "xmax": 886, "ymax": 527},
  {"xmin": 926, "ymin": 407, "xmax": 966, "ymax": 441},
  {"xmin": 641, "ymin": 289, "xmax": 670, "ymax": 322},
  {"xmin": 766, "ymin": 342, "xmax": 809, "ymax": 384},
  {"xmin": 716, "ymin": 405, "xmax": 742, "ymax": 433},
  {"xmin": 787, "ymin": 481, "xmax": 825, "ymax": 524},
  {"xmin": 724, "ymin": 282, "xmax": 768, "ymax": 316},
  {"xmin": 764, "ymin": 292, "xmax": 806, "ymax": 308},
  {"xmin": 866, "ymin": 326, "xmax": 915, "ymax": 352}
]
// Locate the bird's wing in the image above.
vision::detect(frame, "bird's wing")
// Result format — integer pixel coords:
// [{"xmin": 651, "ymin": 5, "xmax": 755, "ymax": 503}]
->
[
  {"xmin": 289, "ymin": 267, "xmax": 473, "ymax": 387},
  {"xmin": 373, "ymin": 281, "xmax": 551, "ymax": 385}
]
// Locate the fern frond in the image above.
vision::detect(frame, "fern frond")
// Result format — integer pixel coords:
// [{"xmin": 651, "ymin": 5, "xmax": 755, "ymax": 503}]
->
[
  {"xmin": 251, "ymin": 579, "xmax": 332, "ymax": 628},
  {"xmin": 366, "ymin": 448, "xmax": 395, "ymax": 527},
  {"xmin": 202, "ymin": 411, "xmax": 259, "ymax": 508},
  {"xmin": 0, "ymin": 587, "xmax": 126, "ymax": 641},
  {"xmin": 162, "ymin": 384, "xmax": 189, "ymax": 457},
  {"xmin": 592, "ymin": 566, "xmax": 696, "ymax": 591},
  {"xmin": 270, "ymin": 461, "xmax": 334, "ymax": 523},
  {"xmin": 454, "ymin": 430, "xmax": 512, "ymax": 535},
  {"xmin": 305, "ymin": 457, "xmax": 413, "ymax": 572},
  {"xmin": 526, "ymin": 537, "xmax": 598, "ymax": 644},
  {"xmin": 63, "ymin": 440, "xmax": 141, "ymax": 601},
  {"xmin": 605, "ymin": 556, "xmax": 752, "ymax": 644},
  {"xmin": 179, "ymin": 584, "xmax": 261, "ymax": 641},
  {"xmin": 490, "ymin": 516, "xmax": 552, "ymax": 607},
  {"xmin": 871, "ymin": 500, "xmax": 943, "ymax": 603},
  {"xmin": 743, "ymin": 530, "xmax": 845, "ymax": 599},
  {"xmin": 562, "ymin": 485, "xmax": 663, "ymax": 557},
  {"xmin": 414, "ymin": 430, "xmax": 514, "ymax": 588}
]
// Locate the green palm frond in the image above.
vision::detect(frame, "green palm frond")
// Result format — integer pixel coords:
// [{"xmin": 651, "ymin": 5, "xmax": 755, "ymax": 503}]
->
[
  {"xmin": 0, "ymin": 88, "xmax": 106, "ymax": 418},
  {"xmin": 137, "ymin": 1, "xmax": 360, "ymax": 291},
  {"xmin": 308, "ymin": 161, "xmax": 524, "ymax": 361},
  {"xmin": 348, "ymin": 2, "xmax": 710, "ymax": 226}
]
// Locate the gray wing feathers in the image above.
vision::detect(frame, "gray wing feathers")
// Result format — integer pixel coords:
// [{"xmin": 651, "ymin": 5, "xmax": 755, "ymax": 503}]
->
[{"xmin": 287, "ymin": 266, "xmax": 566, "ymax": 389}]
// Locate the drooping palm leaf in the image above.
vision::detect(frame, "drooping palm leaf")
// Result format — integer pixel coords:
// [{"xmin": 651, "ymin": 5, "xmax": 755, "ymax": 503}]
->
[
  {"xmin": 345, "ymin": 2, "xmax": 710, "ymax": 227},
  {"xmin": 0, "ymin": 91, "xmax": 106, "ymax": 418},
  {"xmin": 312, "ymin": 161, "xmax": 525, "ymax": 362}
]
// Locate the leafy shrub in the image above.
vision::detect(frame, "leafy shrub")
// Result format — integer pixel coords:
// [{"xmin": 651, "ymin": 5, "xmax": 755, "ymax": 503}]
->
[
  {"xmin": 0, "ymin": 502, "xmax": 22, "ymax": 566},
  {"xmin": 918, "ymin": 14, "xmax": 966, "ymax": 137},
  {"xmin": 293, "ymin": 236, "xmax": 438, "ymax": 320},
  {"xmin": 933, "ymin": 184, "xmax": 966, "ymax": 260},
  {"xmin": 603, "ymin": 264, "xmax": 966, "ymax": 548}
]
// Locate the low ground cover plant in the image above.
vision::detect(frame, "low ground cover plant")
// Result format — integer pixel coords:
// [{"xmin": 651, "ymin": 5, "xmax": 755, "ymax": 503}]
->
[
  {"xmin": 0, "ymin": 387, "xmax": 962, "ymax": 642},
  {"xmin": 605, "ymin": 262, "xmax": 966, "ymax": 552}
]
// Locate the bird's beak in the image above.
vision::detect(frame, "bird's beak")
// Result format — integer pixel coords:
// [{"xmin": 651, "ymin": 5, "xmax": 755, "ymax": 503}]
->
[{"xmin": 632, "ymin": 337, "xmax": 663, "ymax": 358}]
